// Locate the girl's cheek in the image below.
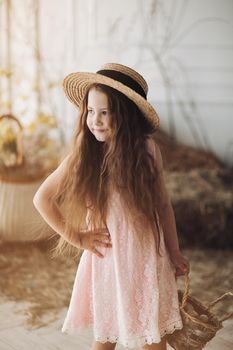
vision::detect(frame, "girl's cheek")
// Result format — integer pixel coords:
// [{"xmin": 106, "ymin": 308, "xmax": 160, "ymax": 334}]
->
[{"xmin": 86, "ymin": 117, "xmax": 92, "ymax": 128}]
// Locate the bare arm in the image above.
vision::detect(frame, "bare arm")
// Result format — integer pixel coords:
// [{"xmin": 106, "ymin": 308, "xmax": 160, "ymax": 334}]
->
[
  {"xmin": 147, "ymin": 139, "xmax": 190, "ymax": 275},
  {"xmin": 149, "ymin": 140, "xmax": 180, "ymax": 255},
  {"xmin": 33, "ymin": 155, "xmax": 80, "ymax": 247},
  {"xmin": 33, "ymin": 155, "xmax": 112, "ymax": 257},
  {"xmin": 157, "ymin": 193, "xmax": 180, "ymax": 254}
]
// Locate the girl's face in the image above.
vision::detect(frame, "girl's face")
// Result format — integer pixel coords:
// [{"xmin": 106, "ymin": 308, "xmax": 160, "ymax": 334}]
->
[{"xmin": 86, "ymin": 87, "xmax": 113, "ymax": 143}]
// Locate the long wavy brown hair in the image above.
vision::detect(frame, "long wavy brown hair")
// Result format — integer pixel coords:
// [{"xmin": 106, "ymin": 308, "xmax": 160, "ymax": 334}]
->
[{"xmin": 50, "ymin": 83, "xmax": 164, "ymax": 259}]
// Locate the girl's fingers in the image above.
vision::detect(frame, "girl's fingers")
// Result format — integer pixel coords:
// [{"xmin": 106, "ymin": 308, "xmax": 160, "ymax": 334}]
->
[
  {"xmin": 175, "ymin": 268, "xmax": 186, "ymax": 276},
  {"xmin": 95, "ymin": 240, "xmax": 112, "ymax": 248},
  {"xmin": 92, "ymin": 247, "xmax": 104, "ymax": 258},
  {"xmin": 91, "ymin": 228, "xmax": 109, "ymax": 234},
  {"xmin": 180, "ymin": 264, "xmax": 189, "ymax": 273},
  {"xmin": 96, "ymin": 233, "xmax": 111, "ymax": 242}
]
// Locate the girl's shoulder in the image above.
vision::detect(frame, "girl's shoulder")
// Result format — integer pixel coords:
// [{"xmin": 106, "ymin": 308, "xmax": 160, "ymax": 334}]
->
[
  {"xmin": 145, "ymin": 136, "xmax": 163, "ymax": 172},
  {"xmin": 145, "ymin": 136, "xmax": 160, "ymax": 159},
  {"xmin": 43, "ymin": 153, "xmax": 72, "ymax": 184}
]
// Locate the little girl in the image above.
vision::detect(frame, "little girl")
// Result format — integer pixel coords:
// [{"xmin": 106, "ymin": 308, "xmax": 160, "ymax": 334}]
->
[{"xmin": 33, "ymin": 63, "xmax": 189, "ymax": 350}]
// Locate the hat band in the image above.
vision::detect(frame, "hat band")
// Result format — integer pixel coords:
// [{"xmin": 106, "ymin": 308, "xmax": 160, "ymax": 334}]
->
[{"xmin": 96, "ymin": 69, "xmax": 147, "ymax": 100}]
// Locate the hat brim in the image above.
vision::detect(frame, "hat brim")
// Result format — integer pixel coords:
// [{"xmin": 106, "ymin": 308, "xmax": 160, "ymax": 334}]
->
[{"xmin": 63, "ymin": 72, "xmax": 160, "ymax": 129}]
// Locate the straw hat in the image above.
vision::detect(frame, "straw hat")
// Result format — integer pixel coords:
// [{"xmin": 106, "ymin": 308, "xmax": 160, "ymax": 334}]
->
[{"xmin": 63, "ymin": 63, "xmax": 160, "ymax": 130}]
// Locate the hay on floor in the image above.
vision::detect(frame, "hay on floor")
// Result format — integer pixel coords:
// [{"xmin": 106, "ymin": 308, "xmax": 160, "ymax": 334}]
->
[{"xmin": 0, "ymin": 240, "xmax": 78, "ymax": 328}]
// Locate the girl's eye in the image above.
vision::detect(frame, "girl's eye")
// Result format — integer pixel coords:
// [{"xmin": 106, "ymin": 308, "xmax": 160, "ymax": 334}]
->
[
  {"xmin": 102, "ymin": 111, "xmax": 107, "ymax": 115},
  {"xmin": 88, "ymin": 110, "xmax": 94, "ymax": 114}
]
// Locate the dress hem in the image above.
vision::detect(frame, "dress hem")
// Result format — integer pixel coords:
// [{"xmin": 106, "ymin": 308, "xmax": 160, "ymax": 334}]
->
[{"xmin": 61, "ymin": 318, "xmax": 183, "ymax": 349}]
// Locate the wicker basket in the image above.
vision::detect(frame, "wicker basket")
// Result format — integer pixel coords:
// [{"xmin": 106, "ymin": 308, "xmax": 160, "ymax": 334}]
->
[
  {"xmin": 0, "ymin": 114, "xmax": 55, "ymax": 242},
  {"xmin": 167, "ymin": 271, "xmax": 233, "ymax": 350}
]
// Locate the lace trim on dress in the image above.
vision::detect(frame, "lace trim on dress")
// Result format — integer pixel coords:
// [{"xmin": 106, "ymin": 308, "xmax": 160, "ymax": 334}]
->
[{"xmin": 62, "ymin": 319, "xmax": 183, "ymax": 349}]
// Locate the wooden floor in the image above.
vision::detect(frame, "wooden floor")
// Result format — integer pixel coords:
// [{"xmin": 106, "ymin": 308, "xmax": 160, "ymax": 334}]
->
[{"xmin": 0, "ymin": 301, "xmax": 232, "ymax": 350}]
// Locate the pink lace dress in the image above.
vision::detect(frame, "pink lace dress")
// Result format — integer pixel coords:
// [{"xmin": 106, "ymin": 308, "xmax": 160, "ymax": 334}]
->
[{"xmin": 61, "ymin": 186, "xmax": 183, "ymax": 348}]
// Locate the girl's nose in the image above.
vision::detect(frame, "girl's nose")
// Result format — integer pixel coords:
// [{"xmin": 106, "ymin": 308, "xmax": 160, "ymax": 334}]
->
[{"xmin": 93, "ymin": 113, "xmax": 102, "ymax": 124}]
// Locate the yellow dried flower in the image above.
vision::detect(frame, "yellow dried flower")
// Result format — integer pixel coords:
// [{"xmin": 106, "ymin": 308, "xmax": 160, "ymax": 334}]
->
[{"xmin": 0, "ymin": 68, "xmax": 12, "ymax": 78}]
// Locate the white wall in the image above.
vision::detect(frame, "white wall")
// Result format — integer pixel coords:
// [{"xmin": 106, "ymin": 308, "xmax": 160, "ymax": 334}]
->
[{"xmin": 1, "ymin": 0, "xmax": 233, "ymax": 165}]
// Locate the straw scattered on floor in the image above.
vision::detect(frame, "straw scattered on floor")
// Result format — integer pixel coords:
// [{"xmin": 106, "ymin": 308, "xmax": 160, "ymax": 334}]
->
[{"xmin": 0, "ymin": 240, "xmax": 78, "ymax": 328}]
